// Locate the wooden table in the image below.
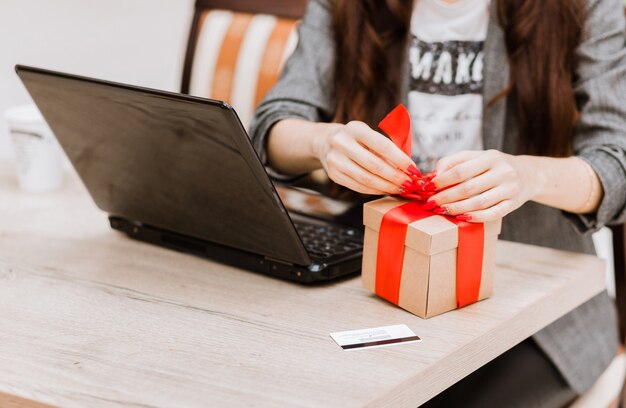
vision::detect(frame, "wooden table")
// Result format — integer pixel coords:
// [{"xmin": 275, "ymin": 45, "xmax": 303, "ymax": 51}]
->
[{"xmin": 0, "ymin": 162, "xmax": 606, "ymax": 408}]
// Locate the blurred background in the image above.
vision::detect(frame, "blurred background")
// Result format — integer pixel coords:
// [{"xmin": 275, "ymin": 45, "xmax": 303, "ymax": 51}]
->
[{"xmin": 0, "ymin": 0, "xmax": 194, "ymax": 161}]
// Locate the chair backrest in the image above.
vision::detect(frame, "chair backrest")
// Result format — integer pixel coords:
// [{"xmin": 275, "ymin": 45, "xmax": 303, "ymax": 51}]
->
[{"xmin": 181, "ymin": 0, "xmax": 307, "ymax": 130}]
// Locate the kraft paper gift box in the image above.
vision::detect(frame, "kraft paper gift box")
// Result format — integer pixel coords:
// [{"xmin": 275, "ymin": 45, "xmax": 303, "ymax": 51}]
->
[{"xmin": 361, "ymin": 196, "xmax": 502, "ymax": 319}]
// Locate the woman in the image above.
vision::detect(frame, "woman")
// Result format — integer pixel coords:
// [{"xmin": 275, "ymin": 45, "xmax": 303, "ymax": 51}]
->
[{"xmin": 251, "ymin": 0, "xmax": 626, "ymax": 405}]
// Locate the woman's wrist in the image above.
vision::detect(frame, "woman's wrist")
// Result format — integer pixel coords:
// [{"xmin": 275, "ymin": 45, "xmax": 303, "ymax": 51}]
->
[
  {"xmin": 518, "ymin": 155, "xmax": 602, "ymax": 214},
  {"xmin": 572, "ymin": 157, "xmax": 603, "ymax": 214},
  {"xmin": 309, "ymin": 122, "xmax": 343, "ymax": 165},
  {"xmin": 514, "ymin": 155, "xmax": 546, "ymax": 202},
  {"xmin": 268, "ymin": 119, "xmax": 338, "ymax": 175}
]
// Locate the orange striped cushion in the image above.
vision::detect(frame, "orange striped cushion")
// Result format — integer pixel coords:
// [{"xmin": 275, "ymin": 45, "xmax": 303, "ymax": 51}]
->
[{"xmin": 188, "ymin": 10, "xmax": 299, "ymax": 130}]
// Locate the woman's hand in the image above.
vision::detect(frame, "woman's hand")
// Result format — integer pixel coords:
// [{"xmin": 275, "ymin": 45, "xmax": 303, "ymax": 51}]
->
[
  {"xmin": 313, "ymin": 121, "xmax": 416, "ymax": 195},
  {"xmin": 428, "ymin": 150, "xmax": 540, "ymax": 222}
]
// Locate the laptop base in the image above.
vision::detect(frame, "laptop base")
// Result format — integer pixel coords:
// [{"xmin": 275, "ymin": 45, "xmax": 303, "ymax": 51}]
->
[{"xmin": 109, "ymin": 216, "xmax": 362, "ymax": 284}]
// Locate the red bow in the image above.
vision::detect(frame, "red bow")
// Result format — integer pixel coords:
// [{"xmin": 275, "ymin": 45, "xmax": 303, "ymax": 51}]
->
[{"xmin": 379, "ymin": 105, "xmax": 437, "ymax": 201}]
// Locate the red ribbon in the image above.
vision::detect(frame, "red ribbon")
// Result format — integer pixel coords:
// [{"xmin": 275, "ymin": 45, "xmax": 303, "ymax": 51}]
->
[
  {"xmin": 379, "ymin": 103, "xmax": 412, "ymax": 157},
  {"xmin": 375, "ymin": 104, "xmax": 485, "ymax": 308},
  {"xmin": 375, "ymin": 202, "xmax": 432, "ymax": 304}
]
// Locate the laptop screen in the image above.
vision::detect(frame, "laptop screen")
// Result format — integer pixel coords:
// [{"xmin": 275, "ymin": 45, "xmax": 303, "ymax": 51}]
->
[{"xmin": 17, "ymin": 66, "xmax": 311, "ymax": 266}]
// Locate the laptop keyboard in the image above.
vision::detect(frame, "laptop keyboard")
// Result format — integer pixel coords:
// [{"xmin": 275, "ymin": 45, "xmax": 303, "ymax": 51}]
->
[{"xmin": 294, "ymin": 221, "xmax": 364, "ymax": 260}]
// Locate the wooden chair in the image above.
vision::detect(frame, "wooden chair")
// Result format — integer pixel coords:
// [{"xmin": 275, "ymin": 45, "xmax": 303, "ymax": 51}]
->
[
  {"xmin": 179, "ymin": 1, "xmax": 626, "ymax": 406},
  {"xmin": 180, "ymin": 0, "xmax": 307, "ymax": 130}
]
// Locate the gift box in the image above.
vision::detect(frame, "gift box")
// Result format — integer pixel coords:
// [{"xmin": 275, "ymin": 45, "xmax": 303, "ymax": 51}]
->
[{"xmin": 361, "ymin": 196, "xmax": 502, "ymax": 318}]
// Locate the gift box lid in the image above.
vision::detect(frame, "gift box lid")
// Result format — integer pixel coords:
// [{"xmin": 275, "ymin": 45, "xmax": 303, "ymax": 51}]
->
[{"xmin": 363, "ymin": 197, "xmax": 502, "ymax": 255}]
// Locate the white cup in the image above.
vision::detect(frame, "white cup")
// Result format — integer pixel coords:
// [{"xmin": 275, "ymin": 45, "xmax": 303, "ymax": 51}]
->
[{"xmin": 3, "ymin": 104, "xmax": 64, "ymax": 193}]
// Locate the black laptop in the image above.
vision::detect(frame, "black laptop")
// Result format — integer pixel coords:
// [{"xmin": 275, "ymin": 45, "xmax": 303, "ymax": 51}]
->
[{"xmin": 16, "ymin": 65, "xmax": 364, "ymax": 283}]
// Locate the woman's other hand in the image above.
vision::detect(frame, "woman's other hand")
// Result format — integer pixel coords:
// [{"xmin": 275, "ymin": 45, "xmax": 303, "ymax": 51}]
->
[
  {"xmin": 428, "ymin": 150, "xmax": 540, "ymax": 222},
  {"xmin": 313, "ymin": 121, "xmax": 415, "ymax": 195}
]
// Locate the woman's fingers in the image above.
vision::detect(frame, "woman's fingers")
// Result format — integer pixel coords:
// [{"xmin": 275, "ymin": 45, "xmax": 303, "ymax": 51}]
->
[
  {"xmin": 434, "ymin": 150, "xmax": 482, "ymax": 175},
  {"xmin": 462, "ymin": 200, "xmax": 516, "ymax": 223},
  {"xmin": 433, "ymin": 153, "xmax": 493, "ymax": 190},
  {"xmin": 331, "ymin": 168, "xmax": 385, "ymax": 195},
  {"xmin": 422, "ymin": 150, "xmax": 529, "ymax": 221},
  {"xmin": 321, "ymin": 121, "xmax": 418, "ymax": 194},
  {"xmin": 346, "ymin": 121, "xmax": 415, "ymax": 172},
  {"xmin": 326, "ymin": 151, "xmax": 401, "ymax": 195},
  {"xmin": 438, "ymin": 186, "xmax": 510, "ymax": 216},
  {"xmin": 340, "ymin": 139, "xmax": 410, "ymax": 186},
  {"xmin": 429, "ymin": 170, "xmax": 501, "ymax": 207}
]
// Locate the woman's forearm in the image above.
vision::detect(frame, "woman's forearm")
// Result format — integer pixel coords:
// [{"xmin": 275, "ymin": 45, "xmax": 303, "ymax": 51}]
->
[
  {"xmin": 521, "ymin": 155, "xmax": 603, "ymax": 214},
  {"xmin": 266, "ymin": 119, "xmax": 341, "ymax": 175}
]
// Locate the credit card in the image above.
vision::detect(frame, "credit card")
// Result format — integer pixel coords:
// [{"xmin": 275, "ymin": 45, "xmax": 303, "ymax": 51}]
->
[{"xmin": 330, "ymin": 324, "xmax": 421, "ymax": 351}]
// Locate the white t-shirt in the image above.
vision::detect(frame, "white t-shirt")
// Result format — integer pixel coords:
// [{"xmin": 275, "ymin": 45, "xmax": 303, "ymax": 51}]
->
[{"xmin": 408, "ymin": 0, "xmax": 490, "ymax": 172}]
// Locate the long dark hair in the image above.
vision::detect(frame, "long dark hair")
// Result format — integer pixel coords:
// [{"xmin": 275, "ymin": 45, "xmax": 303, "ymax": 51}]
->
[{"xmin": 331, "ymin": 0, "xmax": 585, "ymax": 157}]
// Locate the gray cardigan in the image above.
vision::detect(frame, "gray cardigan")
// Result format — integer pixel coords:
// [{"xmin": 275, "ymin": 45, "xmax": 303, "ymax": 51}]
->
[{"xmin": 251, "ymin": 0, "xmax": 626, "ymax": 394}]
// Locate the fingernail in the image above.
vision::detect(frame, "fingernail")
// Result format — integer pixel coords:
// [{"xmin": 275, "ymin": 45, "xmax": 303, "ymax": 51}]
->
[
  {"xmin": 401, "ymin": 180, "xmax": 414, "ymax": 190},
  {"xmin": 424, "ymin": 171, "xmax": 436, "ymax": 179},
  {"xmin": 407, "ymin": 165, "xmax": 421, "ymax": 178},
  {"xmin": 422, "ymin": 200, "xmax": 438, "ymax": 210},
  {"xmin": 456, "ymin": 214, "xmax": 472, "ymax": 221},
  {"xmin": 433, "ymin": 207, "xmax": 446, "ymax": 215}
]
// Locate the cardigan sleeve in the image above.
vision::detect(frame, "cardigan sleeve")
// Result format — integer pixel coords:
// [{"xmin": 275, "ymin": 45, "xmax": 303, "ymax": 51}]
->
[
  {"xmin": 249, "ymin": 0, "xmax": 336, "ymax": 181},
  {"xmin": 563, "ymin": 0, "xmax": 626, "ymax": 233}
]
